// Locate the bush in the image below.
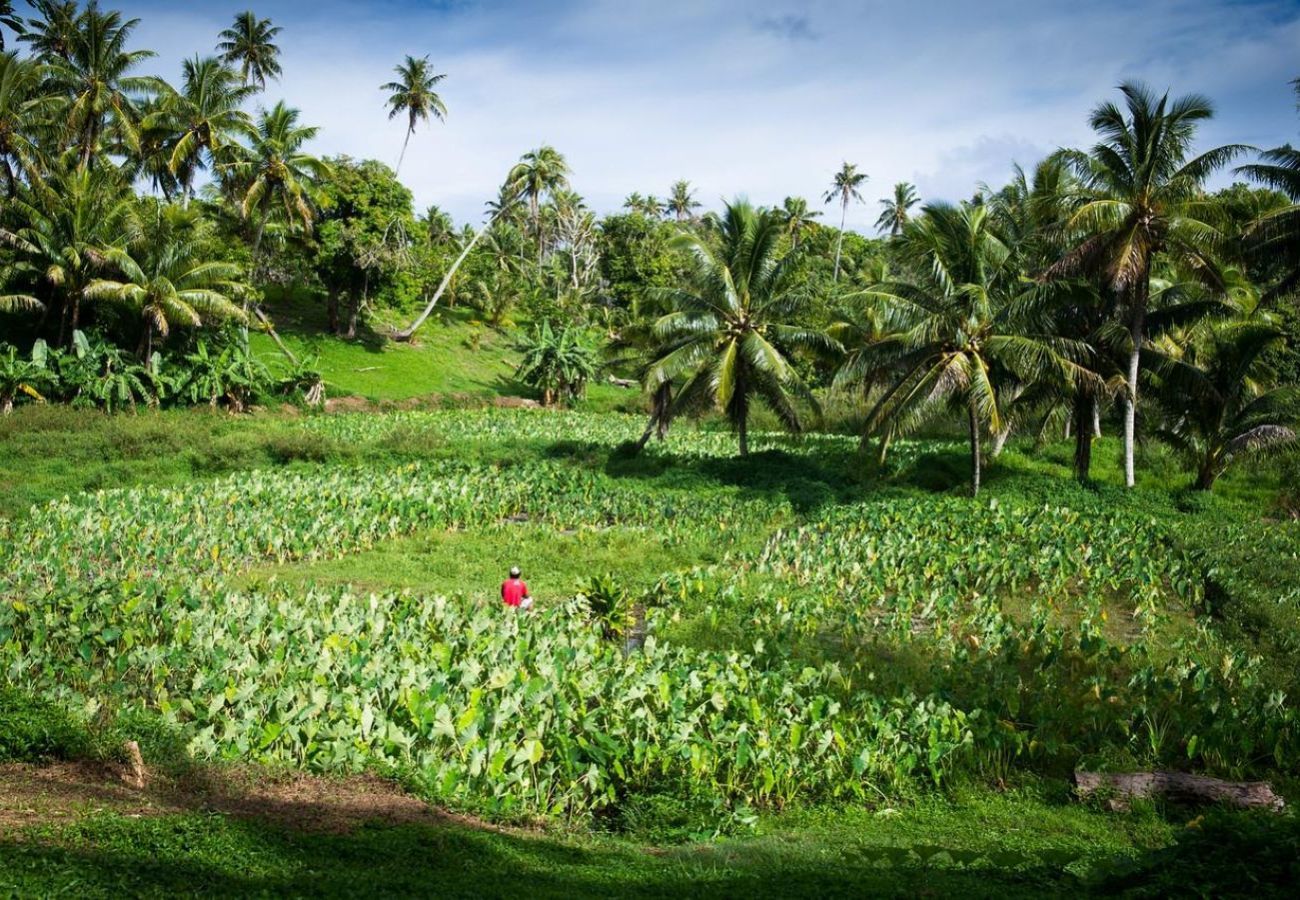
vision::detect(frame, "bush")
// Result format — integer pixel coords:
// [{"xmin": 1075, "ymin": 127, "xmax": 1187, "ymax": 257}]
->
[{"xmin": 0, "ymin": 688, "xmax": 92, "ymax": 762}]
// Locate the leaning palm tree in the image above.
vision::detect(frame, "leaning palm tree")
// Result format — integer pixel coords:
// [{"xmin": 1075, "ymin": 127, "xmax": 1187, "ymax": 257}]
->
[
  {"xmin": 382, "ymin": 54, "xmax": 447, "ymax": 177},
  {"xmin": 506, "ymin": 145, "xmax": 569, "ymax": 261},
  {"xmin": 1147, "ymin": 322, "xmax": 1298, "ymax": 491},
  {"xmin": 778, "ymin": 196, "xmax": 821, "ymax": 248},
  {"xmin": 42, "ymin": 4, "xmax": 162, "ymax": 170},
  {"xmin": 217, "ymin": 11, "xmax": 282, "ymax": 89},
  {"xmin": 153, "ymin": 56, "xmax": 255, "ymax": 201},
  {"xmin": 221, "ymin": 101, "xmax": 329, "ymax": 277},
  {"xmin": 823, "ymin": 161, "xmax": 868, "ymax": 281},
  {"xmin": 666, "ymin": 180, "xmax": 700, "ymax": 222},
  {"xmin": 855, "ymin": 202, "xmax": 1095, "ymax": 495},
  {"xmin": 1052, "ymin": 82, "xmax": 1248, "ymax": 487},
  {"xmin": 876, "ymin": 182, "xmax": 919, "ymax": 237},
  {"xmin": 84, "ymin": 203, "xmax": 248, "ymax": 357},
  {"xmin": 646, "ymin": 199, "xmax": 837, "ymax": 456}
]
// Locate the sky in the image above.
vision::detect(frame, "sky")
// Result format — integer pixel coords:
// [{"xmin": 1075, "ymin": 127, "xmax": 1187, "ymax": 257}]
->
[{"xmin": 16, "ymin": 0, "xmax": 1300, "ymax": 231}]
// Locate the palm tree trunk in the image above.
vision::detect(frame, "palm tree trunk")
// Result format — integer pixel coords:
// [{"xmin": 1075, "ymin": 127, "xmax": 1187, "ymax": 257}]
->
[
  {"xmin": 1093, "ymin": 398, "xmax": 1102, "ymax": 437},
  {"xmin": 395, "ymin": 129, "xmax": 412, "ymax": 178},
  {"xmin": 1123, "ymin": 281, "xmax": 1148, "ymax": 489},
  {"xmin": 833, "ymin": 198, "xmax": 847, "ymax": 282},
  {"xmin": 394, "ymin": 210, "xmax": 501, "ymax": 341},
  {"xmin": 1073, "ymin": 391, "xmax": 1093, "ymax": 483},
  {"xmin": 738, "ymin": 416, "xmax": 749, "ymax": 456},
  {"xmin": 1195, "ymin": 459, "xmax": 1218, "ymax": 491},
  {"xmin": 992, "ymin": 424, "xmax": 1012, "ymax": 458},
  {"xmin": 969, "ymin": 400, "xmax": 982, "ymax": 497}
]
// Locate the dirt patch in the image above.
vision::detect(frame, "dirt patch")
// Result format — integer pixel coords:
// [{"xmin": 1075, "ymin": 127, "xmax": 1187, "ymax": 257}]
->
[
  {"xmin": 0, "ymin": 761, "xmax": 470, "ymax": 836},
  {"xmin": 323, "ymin": 395, "xmax": 373, "ymax": 414}
]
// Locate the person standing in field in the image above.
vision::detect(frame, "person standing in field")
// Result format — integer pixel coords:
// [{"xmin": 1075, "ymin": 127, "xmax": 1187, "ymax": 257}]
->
[{"xmin": 501, "ymin": 566, "xmax": 532, "ymax": 610}]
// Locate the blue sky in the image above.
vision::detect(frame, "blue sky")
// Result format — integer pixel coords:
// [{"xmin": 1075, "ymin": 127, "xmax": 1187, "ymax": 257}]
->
[{"xmin": 23, "ymin": 0, "xmax": 1300, "ymax": 230}]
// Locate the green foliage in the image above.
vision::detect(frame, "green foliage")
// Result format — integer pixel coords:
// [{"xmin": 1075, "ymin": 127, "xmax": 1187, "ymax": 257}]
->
[
  {"xmin": 515, "ymin": 320, "xmax": 599, "ymax": 406},
  {"xmin": 0, "ymin": 687, "xmax": 91, "ymax": 761}
]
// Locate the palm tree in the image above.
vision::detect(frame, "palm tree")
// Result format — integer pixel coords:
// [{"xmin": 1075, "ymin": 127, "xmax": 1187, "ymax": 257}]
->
[
  {"xmin": 42, "ymin": 4, "xmax": 162, "ymax": 170},
  {"xmin": 1147, "ymin": 322, "xmax": 1298, "ymax": 490},
  {"xmin": 876, "ymin": 182, "xmax": 919, "ymax": 236},
  {"xmin": 217, "ymin": 11, "xmax": 282, "ymax": 89},
  {"xmin": 778, "ymin": 196, "xmax": 821, "ymax": 248},
  {"xmin": 222, "ymin": 101, "xmax": 329, "ymax": 278},
  {"xmin": 153, "ymin": 56, "xmax": 255, "ymax": 200},
  {"xmin": 14, "ymin": 1, "xmax": 77, "ymax": 62},
  {"xmin": 666, "ymin": 180, "xmax": 700, "ymax": 222},
  {"xmin": 84, "ymin": 203, "xmax": 248, "ymax": 356},
  {"xmin": 823, "ymin": 162, "xmax": 868, "ymax": 282},
  {"xmin": 0, "ymin": 52, "xmax": 53, "ymax": 195},
  {"xmin": 506, "ymin": 145, "xmax": 569, "ymax": 261},
  {"xmin": 0, "ymin": 165, "xmax": 133, "ymax": 345},
  {"xmin": 855, "ymin": 202, "xmax": 1094, "ymax": 495},
  {"xmin": 1236, "ymin": 78, "xmax": 1300, "ymax": 302},
  {"xmin": 0, "ymin": 2, "xmax": 24, "ymax": 51},
  {"xmin": 646, "ymin": 199, "xmax": 837, "ymax": 456},
  {"xmin": 1052, "ymin": 82, "xmax": 1248, "ymax": 487},
  {"xmin": 382, "ymin": 54, "xmax": 447, "ymax": 177}
]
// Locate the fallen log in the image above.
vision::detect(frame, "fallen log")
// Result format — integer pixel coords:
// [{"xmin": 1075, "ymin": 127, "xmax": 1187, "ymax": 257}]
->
[
  {"xmin": 1074, "ymin": 770, "xmax": 1284, "ymax": 811},
  {"xmin": 607, "ymin": 376, "xmax": 637, "ymax": 389}
]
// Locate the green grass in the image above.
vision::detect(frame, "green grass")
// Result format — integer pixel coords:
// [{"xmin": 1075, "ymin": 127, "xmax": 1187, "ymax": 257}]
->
[
  {"xmin": 241, "ymin": 522, "xmax": 766, "ymax": 603},
  {"xmin": 0, "ymin": 784, "xmax": 1213, "ymax": 899}
]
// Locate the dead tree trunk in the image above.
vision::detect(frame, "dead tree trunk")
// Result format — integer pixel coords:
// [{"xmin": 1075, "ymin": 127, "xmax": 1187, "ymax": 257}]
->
[{"xmin": 1074, "ymin": 771, "xmax": 1284, "ymax": 811}]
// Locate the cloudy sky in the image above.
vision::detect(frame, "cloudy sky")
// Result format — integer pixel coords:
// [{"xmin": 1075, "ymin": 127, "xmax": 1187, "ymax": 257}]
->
[{"xmin": 31, "ymin": 0, "xmax": 1300, "ymax": 230}]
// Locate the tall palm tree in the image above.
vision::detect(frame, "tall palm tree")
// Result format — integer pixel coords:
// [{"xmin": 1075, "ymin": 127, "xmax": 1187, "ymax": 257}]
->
[
  {"xmin": 14, "ymin": 1, "xmax": 77, "ymax": 62},
  {"xmin": 153, "ymin": 56, "xmax": 255, "ymax": 200},
  {"xmin": 42, "ymin": 3, "xmax": 162, "ymax": 170},
  {"xmin": 666, "ymin": 180, "xmax": 700, "ymax": 222},
  {"xmin": 823, "ymin": 161, "xmax": 867, "ymax": 281},
  {"xmin": 216, "ymin": 10, "xmax": 282, "ymax": 89},
  {"xmin": 0, "ymin": 165, "xmax": 133, "ymax": 345},
  {"xmin": 382, "ymin": 54, "xmax": 447, "ymax": 178},
  {"xmin": 0, "ymin": 52, "xmax": 53, "ymax": 195},
  {"xmin": 1236, "ymin": 78, "xmax": 1300, "ymax": 303},
  {"xmin": 1052, "ymin": 82, "xmax": 1248, "ymax": 487},
  {"xmin": 85, "ymin": 203, "xmax": 248, "ymax": 356},
  {"xmin": 0, "ymin": 2, "xmax": 24, "ymax": 51},
  {"xmin": 646, "ymin": 199, "xmax": 837, "ymax": 456},
  {"xmin": 506, "ymin": 145, "xmax": 569, "ymax": 262},
  {"xmin": 1147, "ymin": 322, "xmax": 1298, "ymax": 490},
  {"xmin": 876, "ymin": 182, "xmax": 919, "ymax": 237},
  {"xmin": 855, "ymin": 202, "xmax": 1094, "ymax": 495},
  {"xmin": 778, "ymin": 196, "xmax": 821, "ymax": 248},
  {"xmin": 222, "ymin": 101, "xmax": 328, "ymax": 278}
]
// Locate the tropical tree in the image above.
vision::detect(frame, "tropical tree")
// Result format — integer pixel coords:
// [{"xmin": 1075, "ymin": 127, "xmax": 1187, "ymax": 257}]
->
[
  {"xmin": 0, "ymin": 342, "xmax": 50, "ymax": 414},
  {"xmin": 40, "ymin": 3, "xmax": 162, "ymax": 169},
  {"xmin": 153, "ymin": 56, "xmax": 255, "ymax": 200},
  {"xmin": 382, "ymin": 54, "xmax": 447, "ymax": 177},
  {"xmin": 216, "ymin": 10, "xmax": 282, "ymax": 89},
  {"xmin": 0, "ymin": 2, "xmax": 23, "ymax": 52},
  {"xmin": 1052, "ymin": 82, "xmax": 1248, "ymax": 487},
  {"xmin": 856, "ymin": 202, "xmax": 1094, "ymax": 495},
  {"xmin": 623, "ymin": 192, "xmax": 663, "ymax": 218},
  {"xmin": 84, "ymin": 203, "xmax": 248, "ymax": 356},
  {"xmin": 1147, "ymin": 322, "xmax": 1298, "ymax": 490},
  {"xmin": 222, "ymin": 101, "xmax": 329, "ymax": 277},
  {"xmin": 515, "ymin": 320, "xmax": 598, "ymax": 406},
  {"xmin": 646, "ymin": 199, "xmax": 836, "ymax": 455},
  {"xmin": 823, "ymin": 162, "xmax": 868, "ymax": 281},
  {"xmin": 507, "ymin": 145, "xmax": 569, "ymax": 261},
  {"xmin": 0, "ymin": 51, "xmax": 52, "ymax": 195},
  {"xmin": 666, "ymin": 180, "xmax": 700, "ymax": 222},
  {"xmin": 14, "ymin": 1, "xmax": 77, "ymax": 63},
  {"xmin": 876, "ymin": 181, "xmax": 919, "ymax": 237},
  {"xmin": 1237, "ymin": 78, "xmax": 1300, "ymax": 302},
  {"xmin": 778, "ymin": 196, "xmax": 821, "ymax": 249}
]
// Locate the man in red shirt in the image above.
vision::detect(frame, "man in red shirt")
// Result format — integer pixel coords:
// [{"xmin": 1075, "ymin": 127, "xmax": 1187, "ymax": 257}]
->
[{"xmin": 501, "ymin": 566, "xmax": 532, "ymax": 609}]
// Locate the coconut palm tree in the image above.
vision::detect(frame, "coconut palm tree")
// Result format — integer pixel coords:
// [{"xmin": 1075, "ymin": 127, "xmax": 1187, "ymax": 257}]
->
[
  {"xmin": 0, "ymin": 165, "xmax": 133, "ymax": 345},
  {"xmin": 222, "ymin": 101, "xmax": 329, "ymax": 278},
  {"xmin": 823, "ymin": 161, "xmax": 867, "ymax": 281},
  {"xmin": 1052, "ymin": 82, "xmax": 1248, "ymax": 487},
  {"xmin": 84, "ymin": 203, "xmax": 248, "ymax": 357},
  {"xmin": 856, "ymin": 202, "xmax": 1095, "ymax": 495},
  {"xmin": 41, "ymin": 3, "xmax": 162, "ymax": 170},
  {"xmin": 216, "ymin": 11, "xmax": 282, "ymax": 89},
  {"xmin": 14, "ymin": 1, "xmax": 77, "ymax": 62},
  {"xmin": 382, "ymin": 54, "xmax": 447, "ymax": 177},
  {"xmin": 153, "ymin": 56, "xmax": 255, "ymax": 201},
  {"xmin": 1147, "ymin": 322, "xmax": 1298, "ymax": 490},
  {"xmin": 0, "ymin": 52, "xmax": 54, "ymax": 195},
  {"xmin": 777, "ymin": 196, "xmax": 821, "ymax": 249},
  {"xmin": 876, "ymin": 182, "xmax": 919, "ymax": 237},
  {"xmin": 666, "ymin": 180, "xmax": 700, "ymax": 222},
  {"xmin": 646, "ymin": 199, "xmax": 837, "ymax": 456},
  {"xmin": 1236, "ymin": 78, "xmax": 1300, "ymax": 302},
  {"xmin": 506, "ymin": 145, "xmax": 569, "ymax": 261},
  {"xmin": 0, "ymin": 2, "xmax": 24, "ymax": 51}
]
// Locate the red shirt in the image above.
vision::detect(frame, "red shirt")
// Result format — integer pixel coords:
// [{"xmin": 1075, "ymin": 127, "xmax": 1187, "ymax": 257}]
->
[{"xmin": 501, "ymin": 578, "xmax": 529, "ymax": 607}]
